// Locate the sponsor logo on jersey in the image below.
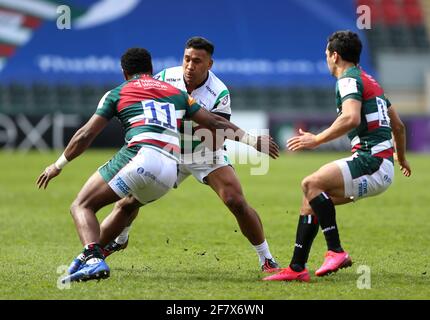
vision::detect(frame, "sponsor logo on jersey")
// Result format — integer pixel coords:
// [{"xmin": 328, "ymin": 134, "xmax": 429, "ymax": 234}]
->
[
  {"xmin": 205, "ymin": 85, "xmax": 216, "ymax": 97},
  {"xmin": 166, "ymin": 78, "xmax": 181, "ymax": 82},
  {"xmin": 133, "ymin": 78, "xmax": 170, "ymax": 90},
  {"xmin": 137, "ymin": 167, "xmax": 145, "ymax": 174}
]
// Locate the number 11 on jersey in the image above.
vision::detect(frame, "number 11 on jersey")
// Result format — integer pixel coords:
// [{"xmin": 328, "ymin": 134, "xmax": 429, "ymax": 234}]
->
[{"xmin": 142, "ymin": 100, "xmax": 176, "ymax": 130}]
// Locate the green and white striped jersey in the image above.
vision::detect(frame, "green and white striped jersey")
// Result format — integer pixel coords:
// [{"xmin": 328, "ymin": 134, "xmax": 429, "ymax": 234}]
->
[
  {"xmin": 95, "ymin": 74, "xmax": 201, "ymax": 161},
  {"xmin": 336, "ymin": 66, "xmax": 394, "ymax": 162}
]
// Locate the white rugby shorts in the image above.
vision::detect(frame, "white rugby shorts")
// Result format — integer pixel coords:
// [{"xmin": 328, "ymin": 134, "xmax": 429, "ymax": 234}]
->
[
  {"xmin": 334, "ymin": 153, "xmax": 394, "ymax": 201},
  {"xmin": 177, "ymin": 148, "xmax": 231, "ymax": 185},
  {"xmin": 108, "ymin": 147, "xmax": 177, "ymax": 204}
]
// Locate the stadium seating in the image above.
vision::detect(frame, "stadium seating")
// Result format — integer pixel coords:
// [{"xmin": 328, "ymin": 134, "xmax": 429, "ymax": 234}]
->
[
  {"xmin": 359, "ymin": 0, "xmax": 430, "ymax": 50},
  {"xmin": 229, "ymin": 87, "xmax": 335, "ymax": 112},
  {"xmin": 0, "ymin": 84, "xmax": 96, "ymax": 115},
  {"xmin": 32, "ymin": 84, "xmax": 56, "ymax": 114},
  {"xmin": 1, "ymin": 0, "xmax": 429, "ymax": 116},
  {"xmin": 0, "ymin": 84, "xmax": 338, "ymax": 115}
]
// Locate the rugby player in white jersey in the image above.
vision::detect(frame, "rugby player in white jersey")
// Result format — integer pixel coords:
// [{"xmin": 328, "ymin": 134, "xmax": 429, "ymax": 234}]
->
[{"xmin": 95, "ymin": 37, "xmax": 280, "ymax": 273}]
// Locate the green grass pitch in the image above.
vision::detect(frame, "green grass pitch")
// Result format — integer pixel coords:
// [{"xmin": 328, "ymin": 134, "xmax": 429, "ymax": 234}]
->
[{"xmin": 0, "ymin": 150, "xmax": 429, "ymax": 299}]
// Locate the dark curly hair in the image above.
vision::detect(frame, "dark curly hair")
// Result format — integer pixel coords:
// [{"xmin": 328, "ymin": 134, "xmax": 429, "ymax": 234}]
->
[
  {"xmin": 327, "ymin": 30, "xmax": 362, "ymax": 65},
  {"xmin": 121, "ymin": 47, "xmax": 153, "ymax": 76},
  {"xmin": 185, "ymin": 36, "xmax": 214, "ymax": 56}
]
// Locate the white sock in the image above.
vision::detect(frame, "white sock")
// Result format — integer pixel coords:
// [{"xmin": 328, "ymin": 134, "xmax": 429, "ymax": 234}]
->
[
  {"xmin": 253, "ymin": 239, "xmax": 274, "ymax": 265},
  {"xmin": 115, "ymin": 226, "xmax": 131, "ymax": 245}
]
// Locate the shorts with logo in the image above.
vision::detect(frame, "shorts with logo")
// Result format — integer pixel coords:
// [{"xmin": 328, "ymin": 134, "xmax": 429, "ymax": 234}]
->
[
  {"xmin": 99, "ymin": 145, "xmax": 177, "ymax": 204},
  {"xmin": 177, "ymin": 148, "xmax": 231, "ymax": 185},
  {"xmin": 334, "ymin": 152, "xmax": 394, "ymax": 201}
]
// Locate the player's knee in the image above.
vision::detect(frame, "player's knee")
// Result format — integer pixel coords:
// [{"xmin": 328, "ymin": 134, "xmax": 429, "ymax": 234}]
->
[
  {"xmin": 223, "ymin": 193, "xmax": 247, "ymax": 215},
  {"xmin": 115, "ymin": 198, "xmax": 139, "ymax": 217},
  {"xmin": 69, "ymin": 199, "xmax": 81, "ymax": 217},
  {"xmin": 70, "ymin": 198, "xmax": 95, "ymax": 216},
  {"xmin": 301, "ymin": 176, "xmax": 320, "ymax": 197},
  {"xmin": 300, "ymin": 204, "xmax": 313, "ymax": 215},
  {"xmin": 301, "ymin": 177, "xmax": 311, "ymax": 194}
]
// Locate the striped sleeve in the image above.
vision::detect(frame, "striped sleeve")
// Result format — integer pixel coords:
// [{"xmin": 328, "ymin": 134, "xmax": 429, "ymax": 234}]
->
[
  {"xmin": 154, "ymin": 69, "xmax": 166, "ymax": 81},
  {"xmin": 95, "ymin": 89, "xmax": 119, "ymax": 120},
  {"xmin": 212, "ymin": 89, "xmax": 231, "ymax": 115},
  {"xmin": 184, "ymin": 92, "xmax": 201, "ymax": 118},
  {"xmin": 338, "ymin": 77, "xmax": 363, "ymax": 103}
]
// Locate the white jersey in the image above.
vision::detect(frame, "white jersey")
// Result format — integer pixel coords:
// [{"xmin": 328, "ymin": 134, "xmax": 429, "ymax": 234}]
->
[
  {"xmin": 154, "ymin": 66, "xmax": 232, "ymax": 185},
  {"xmin": 154, "ymin": 66, "xmax": 231, "ymax": 116}
]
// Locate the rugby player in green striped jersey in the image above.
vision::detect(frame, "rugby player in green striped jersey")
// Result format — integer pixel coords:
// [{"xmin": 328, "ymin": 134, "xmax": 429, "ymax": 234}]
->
[{"xmin": 265, "ymin": 30, "xmax": 411, "ymax": 282}]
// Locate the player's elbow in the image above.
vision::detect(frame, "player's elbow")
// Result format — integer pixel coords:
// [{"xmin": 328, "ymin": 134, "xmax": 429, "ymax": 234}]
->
[
  {"xmin": 345, "ymin": 114, "xmax": 361, "ymax": 129},
  {"xmin": 351, "ymin": 117, "xmax": 361, "ymax": 128}
]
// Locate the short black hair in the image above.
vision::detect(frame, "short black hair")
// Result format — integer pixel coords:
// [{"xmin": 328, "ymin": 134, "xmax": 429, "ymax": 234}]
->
[
  {"xmin": 121, "ymin": 47, "xmax": 153, "ymax": 76},
  {"xmin": 185, "ymin": 36, "xmax": 214, "ymax": 56},
  {"xmin": 327, "ymin": 30, "xmax": 362, "ymax": 64}
]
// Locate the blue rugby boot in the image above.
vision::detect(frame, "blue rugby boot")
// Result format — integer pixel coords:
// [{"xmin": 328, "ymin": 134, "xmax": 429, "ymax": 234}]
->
[
  {"xmin": 62, "ymin": 243, "xmax": 109, "ymax": 283},
  {"xmin": 62, "ymin": 259, "xmax": 110, "ymax": 283},
  {"xmin": 67, "ymin": 253, "xmax": 85, "ymax": 274}
]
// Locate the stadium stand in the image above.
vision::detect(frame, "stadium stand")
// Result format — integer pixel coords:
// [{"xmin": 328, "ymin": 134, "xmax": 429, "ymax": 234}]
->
[
  {"xmin": 360, "ymin": 0, "xmax": 430, "ymax": 51},
  {"xmin": 357, "ymin": 0, "xmax": 430, "ymax": 114},
  {"xmin": 0, "ymin": 0, "xmax": 429, "ymax": 115},
  {"xmin": 422, "ymin": 0, "xmax": 430, "ymax": 35},
  {"xmin": 0, "ymin": 84, "xmax": 337, "ymax": 115}
]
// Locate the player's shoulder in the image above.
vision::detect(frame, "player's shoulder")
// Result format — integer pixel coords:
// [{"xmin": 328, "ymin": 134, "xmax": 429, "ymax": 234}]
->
[
  {"xmin": 96, "ymin": 81, "xmax": 128, "ymax": 112},
  {"xmin": 103, "ymin": 80, "xmax": 128, "ymax": 99},
  {"xmin": 338, "ymin": 67, "xmax": 363, "ymax": 86},
  {"xmin": 206, "ymin": 70, "xmax": 229, "ymax": 96},
  {"xmin": 155, "ymin": 66, "xmax": 183, "ymax": 83},
  {"xmin": 110, "ymin": 79, "xmax": 128, "ymax": 91},
  {"xmin": 338, "ymin": 66, "xmax": 364, "ymax": 92},
  {"xmin": 206, "ymin": 71, "xmax": 231, "ymax": 111}
]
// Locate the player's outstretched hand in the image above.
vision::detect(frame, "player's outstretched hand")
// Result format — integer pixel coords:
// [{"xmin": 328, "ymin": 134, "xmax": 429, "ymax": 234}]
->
[
  {"xmin": 287, "ymin": 129, "xmax": 319, "ymax": 151},
  {"xmin": 36, "ymin": 164, "xmax": 62, "ymax": 189},
  {"xmin": 256, "ymin": 135, "xmax": 280, "ymax": 159},
  {"xmin": 398, "ymin": 159, "xmax": 412, "ymax": 177}
]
